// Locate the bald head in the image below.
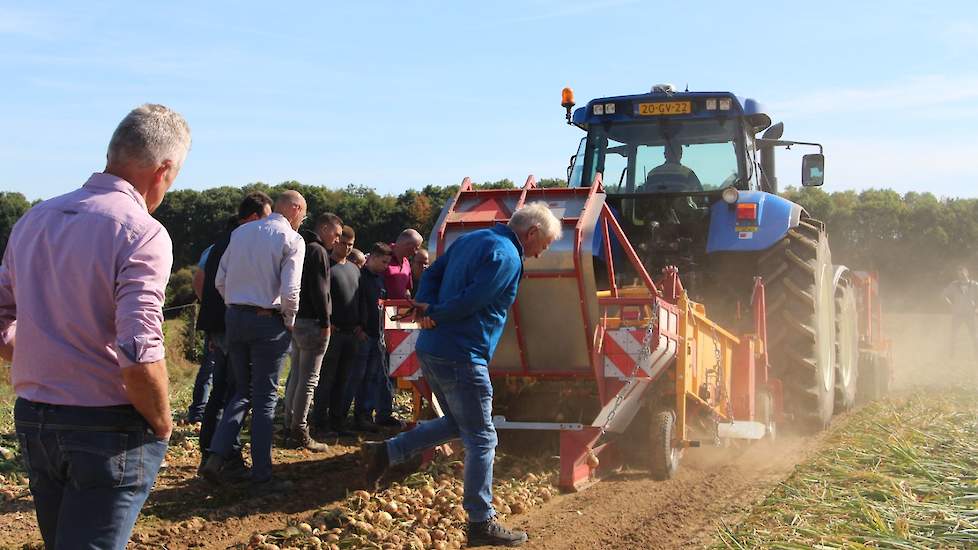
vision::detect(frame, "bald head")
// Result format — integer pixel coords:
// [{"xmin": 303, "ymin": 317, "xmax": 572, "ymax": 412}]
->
[
  {"xmin": 393, "ymin": 228, "xmax": 423, "ymax": 260},
  {"xmin": 275, "ymin": 190, "xmax": 307, "ymax": 230}
]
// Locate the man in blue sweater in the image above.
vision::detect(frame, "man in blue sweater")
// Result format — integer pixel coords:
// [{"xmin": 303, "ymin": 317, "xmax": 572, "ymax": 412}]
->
[{"xmin": 364, "ymin": 202, "xmax": 562, "ymax": 547}]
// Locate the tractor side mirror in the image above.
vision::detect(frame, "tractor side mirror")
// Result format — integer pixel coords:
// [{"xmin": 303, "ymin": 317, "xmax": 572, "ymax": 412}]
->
[{"xmin": 801, "ymin": 154, "xmax": 824, "ymax": 187}]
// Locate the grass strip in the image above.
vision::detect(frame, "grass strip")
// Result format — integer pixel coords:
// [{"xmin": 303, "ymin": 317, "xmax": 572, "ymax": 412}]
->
[{"xmin": 716, "ymin": 390, "xmax": 978, "ymax": 549}]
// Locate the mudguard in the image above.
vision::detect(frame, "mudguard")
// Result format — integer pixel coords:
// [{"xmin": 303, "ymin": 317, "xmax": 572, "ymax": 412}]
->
[{"xmin": 706, "ymin": 191, "xmax": 803, "ymax": 253}]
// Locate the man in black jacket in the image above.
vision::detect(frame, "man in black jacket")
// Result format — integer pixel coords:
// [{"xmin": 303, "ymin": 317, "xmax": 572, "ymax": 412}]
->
[
  {"xmin": 312, "ymin": 226, "xmax": 362, "ymax": 436},
  {"xmin": 283, "ymin": 212, "xmax": 343, "ymax": 450},
  {"xmin": 342, "ymin": 242, "xmax": 393, "ymax": 432},
  {"xmin": 196, "ymin": 191, "xmax": 273, "ymax": 474}
]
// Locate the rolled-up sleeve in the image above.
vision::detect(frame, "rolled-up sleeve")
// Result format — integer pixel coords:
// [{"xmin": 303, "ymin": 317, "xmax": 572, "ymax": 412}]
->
[
  {"xmin": 115, "ymin": 225, "xmax": 173, "ymax": 369},
  {"xmin": 0, "ymin": 259, "xmax": 15, "ymax": 347},
  {"xmin": 279, "ymin": 232, "xmax": 305, "ymax": 327}
]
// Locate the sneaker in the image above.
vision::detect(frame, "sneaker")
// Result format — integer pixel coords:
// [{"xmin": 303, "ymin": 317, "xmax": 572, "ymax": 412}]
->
[
  {"xmin": 199, "ymin": 454, "xmax": 226, "ymax": 485},
  {"xmin": 293, "ymin": 428, "xmax": 329, "ymax": 452},
  {"xmin": 249, "ymin": 476, "xmax": 293, "ymax": 497},
  {"xmin": 362, "ymin": 441, "xmax": 389, "ymax": 489},
  {"xmin": 467, "ymin": 517, "xmax": 528, "ymax": 547}
]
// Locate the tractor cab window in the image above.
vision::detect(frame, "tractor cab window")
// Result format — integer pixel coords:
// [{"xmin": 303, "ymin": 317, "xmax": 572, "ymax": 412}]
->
[{"xmin": 583, "ymin": 118, "xmax": 744, "ymax": 194}]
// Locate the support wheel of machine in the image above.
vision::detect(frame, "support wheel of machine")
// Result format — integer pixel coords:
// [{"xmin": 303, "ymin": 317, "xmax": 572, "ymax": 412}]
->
[
  {"xmin": 648, "ymin": 408, "xmax": 679, "ymax": 481},
  {"xmin": 833, "ymin": 276, "xmax": 859, "ymax": 413},
  {"xmin": 856, "ymin": 351, "xmax": 891, "ymax": 404},
  {"xmin": 760, "ymin": 218, "xmax": 836, "ymax": 433}
]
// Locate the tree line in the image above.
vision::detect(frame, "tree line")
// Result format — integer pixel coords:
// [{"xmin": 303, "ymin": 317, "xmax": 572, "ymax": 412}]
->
[{"xmin": 1, "ymin": 183, "xmax": 974, "ymax": 312}]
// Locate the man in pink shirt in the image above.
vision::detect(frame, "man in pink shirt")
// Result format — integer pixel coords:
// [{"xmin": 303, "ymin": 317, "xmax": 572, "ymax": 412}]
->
[
  {"xmin": 385, "ymin": 228, "xmax": 423, "ymax": 300},
  {"xmin": 373, "ymin": 228, "xmax": 422, "ymax": 427},
  {"xmin": 0, "ymin": 104, "xmax": 190, "ymax": 549}
]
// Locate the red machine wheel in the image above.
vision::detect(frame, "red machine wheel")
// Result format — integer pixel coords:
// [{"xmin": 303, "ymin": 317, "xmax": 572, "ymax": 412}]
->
[{"xmin": 648, "ymin": 408, "xmax": 679, "ymax": 480}]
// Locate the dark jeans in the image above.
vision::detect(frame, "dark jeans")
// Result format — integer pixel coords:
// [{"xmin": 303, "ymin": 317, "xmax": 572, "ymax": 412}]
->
[
  {"xmin": 343, "ymin": 336, "xmax": 392, "ymax": 420},
  {"xmin": 186, "ymin": 333, "xmax": 216, "ymax": 422},
  {"xmin": 14, "ymin": 398, "xmax": 168, "ymax": 549},
  {"xmin": 386, "ymin": 351, "xmax": 497, "ymax": 522},
  {"xmin": 210, "ymin": 307, "xmax": 290, "ymax": 482},
  {"xmin": 312, "ymin": 330, "xmax": 360, "ymax": 430},
  {"xmin": 950, "ymin": 314, "xmax": 978, "ymax": 358},
  {"xmin": 198, "ymin": 332, "xmax": 241, "ymax": 464}
]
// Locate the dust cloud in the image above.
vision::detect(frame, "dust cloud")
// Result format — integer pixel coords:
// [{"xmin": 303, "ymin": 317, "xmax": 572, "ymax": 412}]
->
[{"xmin": 884, "ymin": 311, "xmax": 978, "ymax": 390}]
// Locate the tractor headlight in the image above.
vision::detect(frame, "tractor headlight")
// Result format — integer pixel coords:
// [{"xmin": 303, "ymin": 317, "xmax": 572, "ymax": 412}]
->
[{"xmin": 722, "ymin": 186, "xmax": 739, "ymax": 204}]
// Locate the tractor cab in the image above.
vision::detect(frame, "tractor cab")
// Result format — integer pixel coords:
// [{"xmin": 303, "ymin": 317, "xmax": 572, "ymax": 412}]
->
[
  {"xmin": 561, "ymin": 85, "xmax": 824, "ymax": 300},
  {"xmin": 565, "ymin": 85, "xmax": 769, "ymax": 195}
]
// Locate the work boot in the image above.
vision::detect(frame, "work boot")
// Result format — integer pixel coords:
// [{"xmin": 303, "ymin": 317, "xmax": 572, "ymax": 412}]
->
[
  {"xmin": 199, "ymin": 454, "xmax": 226, "ymax": 485},
  {"xmin": 293, "ymin": 428, "xmax": 329, "ymax": 452},
  {"xmin": 222, "ymin": 455, "xmax": 252, "ymax": 483},
  {"xmin": 363, "ymin": 441, "xmax": 389, "ymax": 489},
  {"xmin": 353, "ymin": 415, "xmax": 380, "ymax": 433},
  {"xmin": 467, "ymin": 516, "xmax": 528, "ymax": 547}
]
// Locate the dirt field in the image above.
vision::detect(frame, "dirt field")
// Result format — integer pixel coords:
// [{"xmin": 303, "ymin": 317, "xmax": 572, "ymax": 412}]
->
[{"xmin": 0, "ymin": 312, "xmax": 973, "ymax": 549}]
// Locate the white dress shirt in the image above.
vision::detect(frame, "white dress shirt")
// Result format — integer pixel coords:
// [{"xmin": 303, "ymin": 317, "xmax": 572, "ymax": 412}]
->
[{"xmin": 215, "ymin": 213, "xmax": 305, "ymax": 327}]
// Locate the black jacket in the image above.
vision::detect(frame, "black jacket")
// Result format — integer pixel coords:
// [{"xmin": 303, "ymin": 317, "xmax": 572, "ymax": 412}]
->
[
  {"xmin": 196, "ymin": 231, "xmax": 233, "ymax": 333},
  {"xmin": 296, "ymin": 229, "xmax": 332, "ymax": 327},
  {"xmin": 359, "ymin": 267, "xmax": 387, "ymax": 338}
]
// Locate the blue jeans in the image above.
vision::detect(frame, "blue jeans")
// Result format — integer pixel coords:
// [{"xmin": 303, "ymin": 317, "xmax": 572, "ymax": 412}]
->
[
  {"xmin": 210, "ymin": 307, "xmax": 291, "ymax": 481},
  {"xmin": 343, "ymin": 336, "xmax": 385, "ymax": 419},
  {"xmin": 187, "ymin": 334, "xmax": 216, "ymax": 422},
  {"xmin": 198, "ymin": 332, "xmax": 240, "ymax": 464},
  {"xmin": 14, "ymin": 398, "xmax": 168, "ymax": 549},
  {"xmin": 386, "ymin": 351, "xmax": 497, "ymax": 522}
]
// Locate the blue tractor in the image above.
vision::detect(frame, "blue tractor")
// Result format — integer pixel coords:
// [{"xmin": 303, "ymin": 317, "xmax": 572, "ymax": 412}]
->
[{"xmin": 562, "ymin": 84, "xmax": 857, "ymax": 431}]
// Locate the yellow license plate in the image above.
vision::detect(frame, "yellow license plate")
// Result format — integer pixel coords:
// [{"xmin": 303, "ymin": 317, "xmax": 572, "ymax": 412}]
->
[{"xmin": 637, "ymin": 101, "xmax": 692, "ymax": 116}]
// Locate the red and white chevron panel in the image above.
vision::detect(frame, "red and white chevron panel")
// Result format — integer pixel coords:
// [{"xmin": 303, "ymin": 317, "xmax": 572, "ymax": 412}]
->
[
  {"xmin": 386, "ymin": 328, "xmax": 422, "ymax": 380},
  {"xmin": 602, "ymin": 306, "xmax": 679, "ymax": 381}
]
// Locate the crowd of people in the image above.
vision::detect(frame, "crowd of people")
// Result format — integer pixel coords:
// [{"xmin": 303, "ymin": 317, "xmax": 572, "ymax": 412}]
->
[
  {"xmin": 186, "ymin": 188, "xmax": 428, "ymax": 491},
  {"xmin": 0, "ymin": 104, "xmax": 564, "ymax": 548}
]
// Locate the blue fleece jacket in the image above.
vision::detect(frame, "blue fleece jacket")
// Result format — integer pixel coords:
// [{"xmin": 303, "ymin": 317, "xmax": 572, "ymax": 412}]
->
[{"xmin": 415, "ymin": 224, "xmax": 523, "ymax": 366}]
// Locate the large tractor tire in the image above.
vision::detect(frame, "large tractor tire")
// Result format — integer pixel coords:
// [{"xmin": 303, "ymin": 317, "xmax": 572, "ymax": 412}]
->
[
  {"xmin": 760, "ymin": 218, "xmax": 837, "ymax": 432},
  {"xmin": 648, "ymin": 408, "xmax": 679, "ymax": 480},
  {"xmin": 834, "ymin": 277, "xmax": 859, "ymax": 413}
]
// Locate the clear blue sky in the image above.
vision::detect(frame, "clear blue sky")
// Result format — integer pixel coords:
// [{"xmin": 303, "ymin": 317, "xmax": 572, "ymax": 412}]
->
[{"xmin": 2, "ymin": 0, "xmax": 977, "ymax": 200}]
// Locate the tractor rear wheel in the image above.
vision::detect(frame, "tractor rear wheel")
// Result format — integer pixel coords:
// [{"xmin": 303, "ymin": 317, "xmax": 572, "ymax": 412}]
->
[
  {"xmin": 648, "ymin": 408, "xmax": 679, "ymax": 480},
  {"xmin": 759, "ymin": 219, "xmax": 836, "ymax": 432},
  {"xmin": 834, "ymin": 278, "xmax": 859, "ymax": 413}
]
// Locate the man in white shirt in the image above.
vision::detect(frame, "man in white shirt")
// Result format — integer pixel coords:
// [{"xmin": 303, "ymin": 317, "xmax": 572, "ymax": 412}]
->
[
  {"xmin": 202, "ymin": 190, "xmax": 307, "ymax": 493},
  {"xmin": 943, "ymin": 267, "xmax": 978, "ymax": 359}
]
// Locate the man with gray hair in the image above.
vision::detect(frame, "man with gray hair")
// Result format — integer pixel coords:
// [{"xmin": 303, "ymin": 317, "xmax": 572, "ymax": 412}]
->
[
  {"xmin": 0, "ymin": 104, "xmax": 190, "ymax": 548},
  {"xmin": 364, "ymin": 202, "xmax": 561, "ymax": 547}
]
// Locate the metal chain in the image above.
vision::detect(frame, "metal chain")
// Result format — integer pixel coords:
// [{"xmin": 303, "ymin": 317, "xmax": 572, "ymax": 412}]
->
[{"xmin": 596, "ymin": 300, "xmax": 660, "ymax": 440}]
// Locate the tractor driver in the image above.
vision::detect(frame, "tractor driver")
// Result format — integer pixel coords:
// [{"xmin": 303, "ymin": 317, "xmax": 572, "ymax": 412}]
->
[{"xmin": 641, "ymin": 141, "xmax": 702, "ymax": 192}]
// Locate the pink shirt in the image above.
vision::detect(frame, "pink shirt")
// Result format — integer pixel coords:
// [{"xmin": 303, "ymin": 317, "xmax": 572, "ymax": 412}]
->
[
  {"xmin": 383, "ymin": 245, "xmax": 412, "ymax": 299},
  {"xmin": 0, "ymin": 173, "xmax": 173, "ymax": 406}
]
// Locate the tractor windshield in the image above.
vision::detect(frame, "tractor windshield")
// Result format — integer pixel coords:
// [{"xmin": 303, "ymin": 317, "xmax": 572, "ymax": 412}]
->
[{"xmin": 577, "ymin": 117, "xmax": 745, "ymax": 194}]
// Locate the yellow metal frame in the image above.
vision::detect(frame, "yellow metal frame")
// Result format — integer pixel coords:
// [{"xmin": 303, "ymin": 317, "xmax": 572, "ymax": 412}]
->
[{"xmin": 675, "ymin": 291, "xmax": 740, "ymax": 446}]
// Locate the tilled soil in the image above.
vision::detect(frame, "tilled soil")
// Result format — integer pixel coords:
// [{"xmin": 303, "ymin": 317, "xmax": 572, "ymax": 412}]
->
[
  {"xmin": 503, "ymin": 434, "xmax": 822, "ymax": 550},
  {"xmin": 0, "ymin": 433, "xmax": 377, "ymax": 549},
  {"xmin": 0, "ymin": 426, "xmax": 822, "ymax": 550}
]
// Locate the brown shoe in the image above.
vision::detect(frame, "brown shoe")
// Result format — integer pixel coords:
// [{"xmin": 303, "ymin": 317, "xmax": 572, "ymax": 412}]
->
[
  {"xmin": 293, "ymin": 428, "xmax": 329, "ymax": 452},
  {"xmin": 362, "ymin": 441, "xmax": 389, "ymax": 489}
]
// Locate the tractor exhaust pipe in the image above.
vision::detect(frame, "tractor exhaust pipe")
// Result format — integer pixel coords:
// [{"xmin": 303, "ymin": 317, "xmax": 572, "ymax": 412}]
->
[{"xmin": 759, "ymin": 122, "xmax": 784, "ymax": 194}]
